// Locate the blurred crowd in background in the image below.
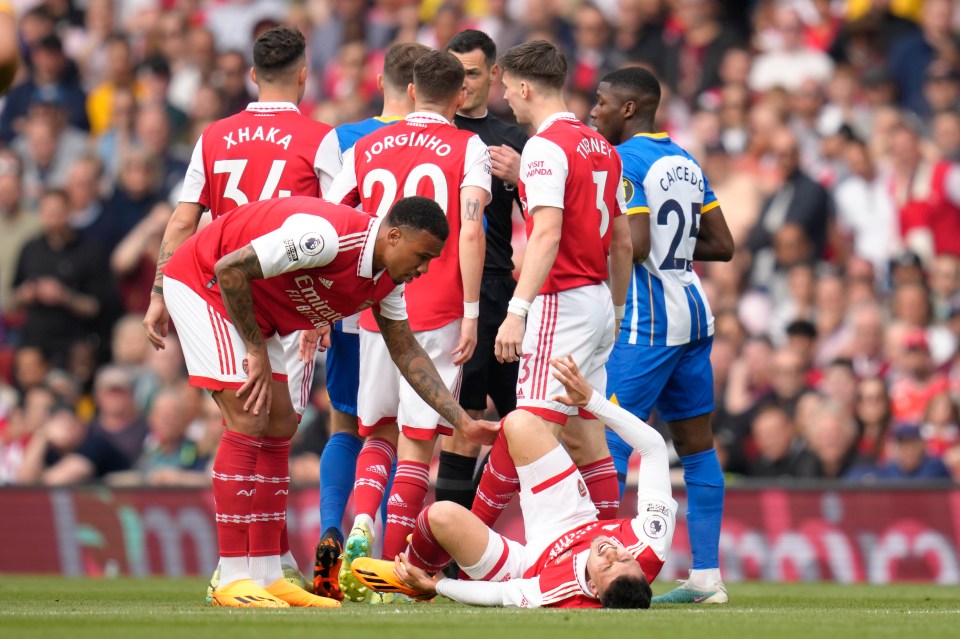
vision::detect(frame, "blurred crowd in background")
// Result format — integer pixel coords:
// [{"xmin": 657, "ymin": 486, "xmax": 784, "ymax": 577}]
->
[{"xmin": 1, "ymin": 0, "xmax": 960, "ymax": 489}]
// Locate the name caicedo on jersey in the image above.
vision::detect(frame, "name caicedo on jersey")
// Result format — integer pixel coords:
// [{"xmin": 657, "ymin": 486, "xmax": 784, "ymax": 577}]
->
[{"xmin": 657, "ymin": 162, "xmax": 704, "ymax": 193}]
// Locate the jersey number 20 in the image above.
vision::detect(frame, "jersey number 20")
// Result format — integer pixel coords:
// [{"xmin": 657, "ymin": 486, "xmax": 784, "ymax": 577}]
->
[{"xmin": 363, "ymin": 164, "xmax": 448, "ymax": 217}]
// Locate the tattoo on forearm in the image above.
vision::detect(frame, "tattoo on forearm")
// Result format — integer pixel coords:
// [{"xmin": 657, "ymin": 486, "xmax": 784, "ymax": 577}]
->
[
  {"xmin": 216, "ymin": 246, "xmax": 265, "ymax": 349},
  {"xmin": 154, "ymin": 240, "xmax": 173, "ymax": 284},
  {"xmin": 464, "ymin": 198, "xmax": 480, "ymax": 222},
  {"xmin": 378, "ymin": 314, "xmax": 465, "ymax": 427}
]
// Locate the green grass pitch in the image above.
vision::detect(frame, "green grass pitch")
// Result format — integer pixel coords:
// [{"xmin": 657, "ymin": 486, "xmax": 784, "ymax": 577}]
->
[{"xmin": 1, "ymin": 577, "xmax": 958, "ymax": 639}]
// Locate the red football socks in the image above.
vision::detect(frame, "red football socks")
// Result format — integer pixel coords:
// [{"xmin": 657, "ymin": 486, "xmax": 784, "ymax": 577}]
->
[
  {"xmin": 352, "ymin": 437, "xmax": 397, "ymax": 519},
  {"xmin": 471, "ymin": 429, "xmax": 519, "ymax": 527},
  {"xmin": 382, "ymin": 460, "xmax": 430, "ymax": 560},
  {"xmin": 580, "ymin": 456, "xmax": 620, "ymax": 519},
  {"xmin": 212, "ymin": 430, "xmax": 262, "ymax": 557}
]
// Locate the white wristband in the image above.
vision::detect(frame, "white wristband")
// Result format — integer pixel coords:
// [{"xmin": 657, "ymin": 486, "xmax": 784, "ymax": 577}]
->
[
  {"xmin": 614, "ymin": 304, "xmax": 625, "ymax": 322},
  {"xmin": 507, "ymin": 296, "xmax": 532, "ymax": 318},
  {"xmin": 464, "ymin": 301, "xmax": 480, "ymax": 319}
]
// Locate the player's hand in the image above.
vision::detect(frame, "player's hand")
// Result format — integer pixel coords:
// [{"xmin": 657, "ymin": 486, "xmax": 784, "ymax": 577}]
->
[
  {"xmin": 550, "ymin": 355, "xmax": 593, "ymax": 408},
  {"xmin": 298, "ymin": 325, "xmax": 331, "ymax": 361},
  {"xmin": 143, "ymin": 296, "xmax": 170, "ymax": 350},
  {"xmin": 237, "ymin": 348, "xmax": 272, "ymax": 416},
  {"xmin": 489, "ymin": 145, "xmax": 521, "ymax": 186},
  {"xmin": 394, "ymin": 553, "xmax": 440, "ymax": 595},
  {"xmin": 459, "ymin": 417, "xmax": 500, "ymax": 446},
  {"xmin": 494, "ymin": 313, "xmax": 525, "ymax": 363},
  {"xmin": 35, "ymin": 277, "xmax": 67, "ymax": 305},
  {"xmin": 451, "ymin": 317, "xmax": 478, "ymax": 366}
]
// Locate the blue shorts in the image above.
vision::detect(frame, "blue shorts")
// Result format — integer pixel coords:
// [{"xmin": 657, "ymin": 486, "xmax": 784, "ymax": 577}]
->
[
  {"xmin": 606, "ymin": 336, "xmax": 714, "ymax": 422},
  {"xmin": 325, "ymin": 325, "xmax": 360, "ymax": 416}
]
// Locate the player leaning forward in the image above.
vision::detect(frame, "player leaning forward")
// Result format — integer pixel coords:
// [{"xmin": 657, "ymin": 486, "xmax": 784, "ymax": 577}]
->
[
  {"xmin": 353, "ymin": 355, "xmax": 676, "ymax": 609},
  {"xmin": 160, "ymin": 194, "xmax": 497, "ymax": 608}
]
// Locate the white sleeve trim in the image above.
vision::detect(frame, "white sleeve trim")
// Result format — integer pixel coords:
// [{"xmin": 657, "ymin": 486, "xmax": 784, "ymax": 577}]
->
[
  {"xmin": 521, "ymin": 136, "xmax": 567, "ymax": 213},
  {"xmin": 616, "ymin": 166, "xmax": 627, "ymax": 215},
  {"xmin": 179, "ymin": 135, "xmax": 206, "ymax": 203},
  {"xmin": 377, "ymin": 283, "xmax": 407, "ymax": 321},
  {"xmin": 315, "ymin": 128, "xmax": 343, "ymax": 197},
  {"xmin": 325, "ymin": 147, "xmax": 358, "ymax": 205},
  {"xmin": 462, "ymin": 134, "xmax": 492, "ymax": 204},
  {"xmin": 250, "ymin": 213, "xmax": 340, "ymax": 278}
]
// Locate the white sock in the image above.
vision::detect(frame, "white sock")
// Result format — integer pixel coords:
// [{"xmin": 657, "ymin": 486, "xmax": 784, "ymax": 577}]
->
[
  {"xmin": 250, "ymin": 555, "xmax": 283, "ymax": 587},
  {"xmin": 280, "ymin": 550, "xmax": 298, "ymax": 571},
  {"xmin": 353, "ymin": 513, "xmax": 375, "ymax": 534},
  {"xmin": 689, "ymin": 568, "xmax": 722, "ymax": 589},
  {"xmin": 218, "ymin": 556, "xmax": 250, "ymax": 587}
]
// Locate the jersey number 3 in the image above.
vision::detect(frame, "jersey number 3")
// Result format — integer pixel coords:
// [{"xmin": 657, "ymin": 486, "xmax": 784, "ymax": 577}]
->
[{"xmin": 213, "ymin": 159, "xmax": 291, "ymax": 206}]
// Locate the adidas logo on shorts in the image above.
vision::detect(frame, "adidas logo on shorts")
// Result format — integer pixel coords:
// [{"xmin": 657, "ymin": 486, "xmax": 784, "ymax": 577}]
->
[{"xmin": 367, "ymin": 465, "xmax": 389, "ymax": 479}]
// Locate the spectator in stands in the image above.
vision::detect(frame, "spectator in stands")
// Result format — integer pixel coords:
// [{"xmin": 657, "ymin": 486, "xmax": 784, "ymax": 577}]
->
[
  {"xmin": 95, "ymin": 147, "xmax": 162, "ymax": 254},
  {"xmin": 133, "ymin": 102, "xmax": 188, "ymax": 200},
  {"xmin": 40, "ymin": 364, "xmax": 146, "ymax": 485},
  {"xmin": 0, "ymin": 152, "xmax": 40, "ymax": 330},
  {"xmin": 920, "ymin": 391, "xmax": 960, "ymax": 458},
  {"xmin": 94, "ymin": 86, "xmax": 137, "ymax": 182},
  {"xmin": 819, "ymin": 359, "xmax": 858, "ymax": 416},
  {"xmin": 0, "ymin": 384, "xmax": 56, "ymax": 483},
  {"xmin": 14, "ymin": 404, "xmax": 86, "ymax": 484},
  {"xmin": 12, "ymin": 90, "xmax": 89, "ymax": 206},
  {"xmin": 854, "ymin": 376, "xmax": 893, "ymax": 463},
  {"xmin": 129, "ymin": 387, "xmax": 207, "ymax": 486},
  {"xmin": 568, "ymin": 3, "xmax": 612, "ymax": 95},
  {"xmin": 212, "ymin": 50, "xmax": 254, "ymax": 117},
  {"xmin": 749, "ymin": 3, "xmax": 833, "ymax": 93},
  {"xmin": 889, "ymin": 330, "xmax": 949, "ymax": 425},
  {"xmin": 795, "ymin": 399, "xmax": 869, "ymax": 479},
  {"xmin": 847, "ymin": 423, "xmax": 951, "ymax": 482},
  {"xmin": 64, "ymin": 154, "xmax": 106, "ymax": 241},
  {"xmin": 111, "ymin": 202, "xmax": 170, "ymax": 315},
  {"xmin": 0, "ymin": 33, "xmax": 88, "ymax": 142},
  {"xmin": 887, "ymin": 0, "xmax": 959, "ymax": 116},
  {"xmin": 12, "ymin": 189, "xmax": 120, "ymax": 368},
  {"xmin": 747, "ymin": 128, "xmax": 833, "ymax": 284},
  {"xmin": 746, "ymin": 402, "xmax": 816, "ymax": 478},
  {"xmin": 931, "ymin": 110, "xmax": 960, "ymax": 161},
  {"xmin": 85, "ymin": 33, "xmax": 138, "ymax": 137}
]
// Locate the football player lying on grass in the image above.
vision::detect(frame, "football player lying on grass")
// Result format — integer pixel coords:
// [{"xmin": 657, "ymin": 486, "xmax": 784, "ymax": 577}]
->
[{"xmin": 351, "ymin": 355, "xmax": 678, "ymax": 609}]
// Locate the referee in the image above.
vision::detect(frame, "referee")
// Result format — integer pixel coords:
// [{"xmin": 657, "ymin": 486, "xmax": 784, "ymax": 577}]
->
[{"xmin": 437, "ymin": 29, "xmax": 527, "ymax": 512}]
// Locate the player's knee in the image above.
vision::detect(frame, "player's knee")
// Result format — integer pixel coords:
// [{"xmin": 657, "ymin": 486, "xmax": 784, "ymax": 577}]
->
[
  {"xmin": 668, "ymin": 415, "xmax": 714, "ymax": 456},
  {"xmin": 426, "ymin": 501, "xmax": 467, "ymax": 532},
  {"xmin": 330, "ymin": 409, "xmax": 359, "ymax": 435},
  {"xmin": 501, "ymin": 410, "xmax": 540, "ymax": 444}
]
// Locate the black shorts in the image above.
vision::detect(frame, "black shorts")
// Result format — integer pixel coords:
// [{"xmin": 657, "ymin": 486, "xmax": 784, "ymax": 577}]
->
[{"xmin": 459, "ymin": 274, "xmax": 519, "ymax": 416}]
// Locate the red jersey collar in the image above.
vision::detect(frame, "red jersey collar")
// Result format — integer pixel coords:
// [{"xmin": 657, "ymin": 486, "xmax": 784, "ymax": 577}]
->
[
  {"xmin": 537, "ymin": 112, "xmax": 579, "ymax": 134},
  {"xmin": 245, "ymin": 101, "xmax": 300, "ymax": 114},
  {"xmin": 405, "ymin": 111, "xmax": 452, "ymax": 126}
]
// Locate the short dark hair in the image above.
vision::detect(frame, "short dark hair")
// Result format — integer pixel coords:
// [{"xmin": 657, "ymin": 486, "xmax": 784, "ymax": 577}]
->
[
  {"xmin": 413, "ymin": 50, "xmax": 466, "ymax": 103},
  {"xmin": 599, "ymin": 575, "xmax": 652, "ymax": 609},
  {"xmin": 385, "ymin": 196, "xmax": 449, "ymax": 243},
  {"xmin": 498, "ymin": 40, "xmax": 567, "ymax": 91},
  {"xmin": 252, "ymin": 27, "xmax": 306, "ymax": 82},
  {"xmin": 446, "ymin": 29, "xmax": 496, "ymax": 66},
  {"xmin": 383, "ymin": 42, "xmax": 432, "ymax": 93},
  {"xmin": 601, "ymin": 66, "xmax": 661, "ymax": 110},
  {"xmin": 40, "ymin": 188, "xmax": 69, "ymax": 207}
]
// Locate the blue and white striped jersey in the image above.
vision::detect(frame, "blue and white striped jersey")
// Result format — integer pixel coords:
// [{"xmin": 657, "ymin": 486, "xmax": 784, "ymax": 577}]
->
[{"xmin": 618, "ymin": 133, "xmax": 719, "ymax": 346}]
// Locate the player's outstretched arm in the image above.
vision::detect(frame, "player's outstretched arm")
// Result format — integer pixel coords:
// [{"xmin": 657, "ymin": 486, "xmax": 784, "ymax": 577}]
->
[
  {"xmin": 143, "ymin": 202, "xmax": 204, "ymax": 350},
  {"xmin": 692, "ymin": 205, "xmax": 734, "ymax": 262},
  {"xmin": 494, "ymin": 206, "xmax": 562, "ymax": 363},
  {"xmin": 551, "ymin": 355, "xmax": 670, "ymax": 496},
  {"xmin": 214, "ymin": 245, "xmax": 272, "ymax": 416},
  {"xmin": 375, "ymin": 309, "xmax": 499, "ymax": 445}
]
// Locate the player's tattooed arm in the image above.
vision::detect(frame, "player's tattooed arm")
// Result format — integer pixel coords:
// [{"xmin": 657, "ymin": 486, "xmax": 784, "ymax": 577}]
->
[
  {"xmin": 152, "ymin": 202, "xmax": 205, "ymax": 292},
  {"xmin": 215, "ymin": 245, "xmax": 266, "ymax": 349},
  {"xmin": 464, "ymin": 197, "xmax": 481, "ymax": 222},
  {"xmin": 375, "ymin": 309, "xmax": 468, "ymax": 429}
]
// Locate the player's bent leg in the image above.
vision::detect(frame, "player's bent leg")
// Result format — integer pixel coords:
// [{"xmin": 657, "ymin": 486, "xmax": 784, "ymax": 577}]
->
[
  {"xmin": 437, "ymin": 425, "xmax": 482, "ymax": 509},
  {"xmin": 383, "ymin": 436, "xmax": 435, "ymax": 560},
  {"xmin": 562, "ymin": 416, "xmax": 620, "ymax": 518}
]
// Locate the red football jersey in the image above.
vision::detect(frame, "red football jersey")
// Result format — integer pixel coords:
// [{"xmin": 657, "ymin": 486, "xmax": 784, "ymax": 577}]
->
[
  {"xmin": 526, "ymin": 517, "xmax": 667, "ymax": 609},
  {"xmin": 163, "ymin": 196, "xmax": 404, "ymax": 337},
  {"xmin": 518, "ymin": 112, "xmax": 626, "ymax": 295},
  {"xmin": 326, "ymin": 111, "xmax": 491, "ymax": 332},
  {"xmin": 181, "ymin": 102, "xmax": 341, "ymax": 217}
]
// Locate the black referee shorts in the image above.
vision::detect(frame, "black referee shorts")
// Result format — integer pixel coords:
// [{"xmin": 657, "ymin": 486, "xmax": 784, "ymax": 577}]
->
[{"xmin": 459, "ymin": 274, "xmax": 519, "ymax": 416}]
